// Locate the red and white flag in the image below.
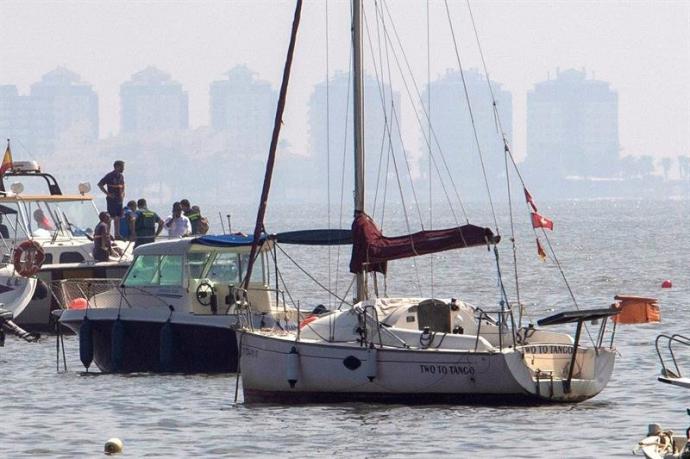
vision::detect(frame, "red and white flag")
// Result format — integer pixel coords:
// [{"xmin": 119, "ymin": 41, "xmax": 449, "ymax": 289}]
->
[
  {"xmin": 531, "ymin": 212, "xmax": 554, "ymax": 231},
  {"xmin": 524, "ymin": 187, "xmax": 538, "ymax": 212}
]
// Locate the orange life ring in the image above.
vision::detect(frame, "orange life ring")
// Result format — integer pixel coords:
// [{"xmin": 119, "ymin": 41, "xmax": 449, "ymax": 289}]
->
[{"xmin": 13, "ymin": 240, "xmax": 46, "ymax": 277}]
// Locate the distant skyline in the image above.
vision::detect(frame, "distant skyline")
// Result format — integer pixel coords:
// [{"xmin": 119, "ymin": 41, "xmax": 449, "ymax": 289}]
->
[{"xmin": 0, "ymin": 1, "xmax": 688, "ymax": 162}]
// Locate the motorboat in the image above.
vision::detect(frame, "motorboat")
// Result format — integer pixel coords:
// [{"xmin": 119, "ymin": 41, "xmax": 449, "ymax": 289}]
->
[
  {"xmin": 632, "ymin": 337, "xmax": 690, "ymax": 457},
  {"xmin": 0, "ymin": 161, "xmax": 132, "ymax": 332},
  {"xmin": 236, "ymin": 1, "xmax": 623, "ymax": 404},
  {"xmin": 56, "ymin": 234, "xmax": 296, "ymax": 373},
  {"xmin": 634, "ymin": 417, "xmax": 690, "ymax": 458}
]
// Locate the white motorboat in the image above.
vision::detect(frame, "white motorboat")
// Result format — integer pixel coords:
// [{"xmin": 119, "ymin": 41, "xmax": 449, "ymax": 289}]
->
[
  {"xmin": 0, "ymin": 161, "xmax": 131, "ymax": 332},
  {"xmin": 634, "ymin": 418, "xmax": 690, "ymax": 459},
  {"xmin": 57, "ymin": 234, "xmax": 296, "ymax": 373},
  {"xmin": 0, "ymin": 265, "xmax": 36, "ymax": 320},
  {"xmin": 236, "ymin": 1, "xmax": 623, "ymax": 404}
]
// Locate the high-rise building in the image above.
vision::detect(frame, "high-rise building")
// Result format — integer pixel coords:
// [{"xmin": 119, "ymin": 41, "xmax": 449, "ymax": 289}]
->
[
  {"xmin": 120, "ymin": 67, "xmax": 189, "ymax": 134},
  {"xmin": 420, "ymin": 68, "xmax": 512, "ymax": 199},
  {"xmin": 11, "ymin": 67, "xmax": 99, "ymax": 154},
  {"xmin": 209, "ymin": 65, "xmax": 277, "ymax": 158},
  {"xmin": 526, "ymin": 68, "xmax": 619, "ymax": 180},
  {"xmin": 308, "ymin": 71, "xmax": 404, "ymax": 202}
]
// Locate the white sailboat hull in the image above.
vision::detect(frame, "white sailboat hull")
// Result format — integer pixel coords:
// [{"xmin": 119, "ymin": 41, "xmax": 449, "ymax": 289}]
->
[{"xmin": 239, "ymin": 331, "xmax": 616, "ymax": 404}]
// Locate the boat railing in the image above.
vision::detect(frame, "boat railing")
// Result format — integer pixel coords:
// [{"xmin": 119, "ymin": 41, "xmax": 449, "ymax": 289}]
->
[
  {"xmin": 49, "ymin": 278, "xmax": 119, "ymax": 310},
  {"xmin": 655, "ymin": 333, "xmax": 690, "ymax": 379},
  {"xmin": 474, "ymin": 306, "xmax": 516, "ymax": 350}
]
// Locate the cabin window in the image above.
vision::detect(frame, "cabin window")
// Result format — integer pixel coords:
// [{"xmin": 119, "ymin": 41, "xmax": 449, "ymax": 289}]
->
[
  {"xmin": 207, "ymin": 252, "xmax": 241, "ymax": 284},
  {"xmin": 123, "ymin": 255, "xmax": 183, "ymax": 287},
  {"xmin": 60, "ymin": 252, "xmax": 85, "ymax": 263},
  {"xmin": 187, "ymin": 252, "xmax": 210, "ymax": 279}
]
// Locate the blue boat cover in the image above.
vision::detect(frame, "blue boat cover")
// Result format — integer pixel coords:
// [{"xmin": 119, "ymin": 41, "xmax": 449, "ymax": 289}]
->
[
  {"xmin": 273, "ymin": 229, "xmax": 352, "ymax": 246},
  {"xmin": 192, "ymin": 233, "xmax": 266, "ymax": 247}
]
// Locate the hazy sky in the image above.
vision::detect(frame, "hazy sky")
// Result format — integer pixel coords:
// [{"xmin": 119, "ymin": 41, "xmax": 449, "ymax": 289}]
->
[{"xmin": 0, "ymin": 0, "xmax": 688, "ymax": 161}]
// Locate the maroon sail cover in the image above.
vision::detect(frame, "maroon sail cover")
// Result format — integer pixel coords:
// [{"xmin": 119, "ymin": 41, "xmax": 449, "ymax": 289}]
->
[{"xmin": 349, "ymin": 212, "xmax": 499, "ymax": 274}]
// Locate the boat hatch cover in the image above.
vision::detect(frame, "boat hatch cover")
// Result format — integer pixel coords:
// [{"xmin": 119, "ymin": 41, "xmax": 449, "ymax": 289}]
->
[
  {"xmin": 537, "ymin": 307, "xmax": 620, "ymax": 326},
  {"xmin": 192, "ymin": 234, "xmax": 266, "ymax": 247}
]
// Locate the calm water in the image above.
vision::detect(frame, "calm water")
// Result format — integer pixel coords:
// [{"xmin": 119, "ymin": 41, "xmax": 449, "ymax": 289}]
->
[{"xmin": 2, "ymin": 199, "xmax": 689, "ymax": 458}]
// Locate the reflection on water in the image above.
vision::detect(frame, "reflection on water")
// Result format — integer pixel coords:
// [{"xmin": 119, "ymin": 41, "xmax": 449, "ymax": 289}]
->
[{"xmin": 2, "ymin": 200, "xmax": 689, "ymax": 457}]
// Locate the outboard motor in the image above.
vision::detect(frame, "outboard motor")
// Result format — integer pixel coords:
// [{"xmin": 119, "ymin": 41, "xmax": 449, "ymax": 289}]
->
[{"xmin": 0, "ymin": 307, "xmax": 40, "ymax": 343}]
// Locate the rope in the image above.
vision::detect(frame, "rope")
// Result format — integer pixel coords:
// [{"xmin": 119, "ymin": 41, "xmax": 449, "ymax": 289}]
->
[
  {"xmin": 379, "ymin": 1, "xmax": 469, "ymax": 226},
  {"xmin": 325, "ymin": 0, "xmax": 332, "ymax": 310},
  {"xmin": 443, "ymin": 0, "xmax": 499, "ymax": 232},
  {"xmin": 275, "ymin": 243, "xmax": 352, "ymax": 307},
  {"xmin": 426, "ymin": 0, "xmax": 434, "ymax": 298}
]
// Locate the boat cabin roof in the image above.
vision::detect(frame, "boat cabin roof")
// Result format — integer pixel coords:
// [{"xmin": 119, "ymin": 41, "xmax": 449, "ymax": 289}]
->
[
  {"xmin": 0, "ymin": 194, "xmax": 94, "ymax": 203},
  {"xmin": 133, "ymin": 234, "xmax": 271, "ymax": 256},
  {"xmin": 537, "ymin": 307, "xmax": 620, "ymax": 326}
]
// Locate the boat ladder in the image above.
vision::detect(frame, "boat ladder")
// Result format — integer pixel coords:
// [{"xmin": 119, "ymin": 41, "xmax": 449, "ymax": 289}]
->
[{"xmin": 655, "ymin": 334, "xmax": 690, "ymax": 389}]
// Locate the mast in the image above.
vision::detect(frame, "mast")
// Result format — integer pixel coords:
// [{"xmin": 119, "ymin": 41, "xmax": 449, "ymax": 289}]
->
[
  {"xmin": 352, "ymin": 0, "xmax": 366, "ymax": 302},
  {"xmin": 243, "ymin": 0, "xmax": 303, "ymax": 291}
]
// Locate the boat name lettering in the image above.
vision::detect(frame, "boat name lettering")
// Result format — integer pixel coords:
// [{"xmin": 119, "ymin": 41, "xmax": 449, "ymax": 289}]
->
[
  {"xmin": 419, "ymin": 364, "xmax": 475, "ymax": 376},
  {"xmin": 524, "ymin": 345, "xmax": 573, "ymax": 355}
]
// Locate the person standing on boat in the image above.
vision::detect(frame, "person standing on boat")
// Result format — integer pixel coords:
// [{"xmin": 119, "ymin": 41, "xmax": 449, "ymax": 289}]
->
[
  {"xmin": 119, "ymin": 200, "xmax": 137, "ymax": 240},
  {"xmin": 164, "ymin": 202, "xmax": 191, "ymax": 238},
  {"xmin": 97, "ymin": 160, "xmax": 125, "ymax": 239},
  {"xmin": 179, "ymin": 199, "xmax": 201, "ymax": 235},
  {"xmin": 93, "ymin": 211, "xmax": 113, "ymax": 262},
  {"xmin": 131, "ymin": 198, "xmax": 163, "ymax": 247}
]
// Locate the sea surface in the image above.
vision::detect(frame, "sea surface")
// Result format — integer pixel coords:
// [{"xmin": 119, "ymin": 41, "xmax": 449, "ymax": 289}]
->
[{"xmin": 2, "ymin": 199, "xmax": 689, "ymax": 458}]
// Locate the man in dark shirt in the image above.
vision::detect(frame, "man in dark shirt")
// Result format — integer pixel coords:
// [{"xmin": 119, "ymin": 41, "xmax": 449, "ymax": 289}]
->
[
  {"xmin": 98, "ymin": 160, "xmax": 125, "ymax": 239},
  {"xmin": 93, "ymin": 211, "xmax": 112, "ymax": 262}
]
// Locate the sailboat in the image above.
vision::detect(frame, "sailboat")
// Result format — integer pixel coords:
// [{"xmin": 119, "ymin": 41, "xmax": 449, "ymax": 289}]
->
[{"xmin": 237, "ymin": 0, "xmax": 621, "ymax": 404}]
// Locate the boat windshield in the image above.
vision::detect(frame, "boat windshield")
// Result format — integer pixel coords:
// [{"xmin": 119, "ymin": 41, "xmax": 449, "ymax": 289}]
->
[
  {"xmin": 0, "ymin": 200, "xmax": 98, "ymax": 239},
  {"xmin": 123, "ymin": 255, "xmax": 184, "ymax": 287},
  {"xmin": 206, "ymin": 252, "xmax": 264, "ymax": 285}
]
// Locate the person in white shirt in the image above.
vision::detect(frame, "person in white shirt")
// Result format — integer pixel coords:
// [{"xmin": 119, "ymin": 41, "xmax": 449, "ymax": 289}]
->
[{"xmin": 164, "ymin": 202, "xmax": 192, "ymax": 238}]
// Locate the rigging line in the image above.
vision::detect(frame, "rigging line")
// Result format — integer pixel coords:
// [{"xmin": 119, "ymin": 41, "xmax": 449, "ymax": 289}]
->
[
  {"xmin": 442, "ymin": 0, "xmax": 499, "ymax": 232},
  {"xmin": 325, "ymin": 0, "xmax": 332, "ymax": 309},
  {"xmin": 365, "ymin": 4, "xmax": 424, "ymax": 231},
  {"xmin": 466, "ymin": 0, "xmax": 507, "ymax": 139},
  {"xmin": 463, "ymin": 0, "xmax": 521, "ymax": 322},
  {"xmin": 273, "ymin": 256, "xmax": 296, "ymax": 309},
  {"xmin": 368, "ymin": 2, "xmax": 393, "ymax": 219},
  {"xmin": 505, "ymin": 144, "xmax": 523, "ymax": 327},
  {"xmin": 427, "ymin": 0, "xmax": 434, "ymax": 298},
  {"xmin": 538, "ymin": 228, "xmax": 596, "ymax": 347},
  {"xmin": 380, "ymin": 0, "xmax": 468, "ymax": 226},
  {"xmin": 372, "ymin": 3, "xmax": 423, "ymax": 296},
  {"xmin": 336, "ymin": 41, "xmax": 354, "ymax": 306},
  {"xmin": 276, "ymin": 243, "xmax": 352, "ymax": 308}
]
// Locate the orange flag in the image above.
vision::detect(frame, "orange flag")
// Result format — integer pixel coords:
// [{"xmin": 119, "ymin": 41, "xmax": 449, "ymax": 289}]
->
[
  {"xmin": 536, "ymin": 238, "xmax": 546, "ymax": 262},
  {"xmin": 0, "ymin": 142, "xmax": 13, "ymax": 176}
]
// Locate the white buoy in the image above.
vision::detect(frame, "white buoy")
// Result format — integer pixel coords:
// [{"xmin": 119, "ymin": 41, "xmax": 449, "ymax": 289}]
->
[
  {"xmin": 287, "ymin": 346, "xmax": 299, "ymax": 388},
  {"xmin": 366, "ymin": 346, "xmax": 377, "ymax": 382},
  {"xmin": 104, "ymin": 438, "xmax": 123, "ymax": 455}
]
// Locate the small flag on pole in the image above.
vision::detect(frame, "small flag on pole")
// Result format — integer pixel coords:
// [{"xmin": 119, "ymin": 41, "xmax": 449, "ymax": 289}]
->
[
  {"xmin": 0, "ymin": 140, "xmax": 13, "ymax": 177},
  {"xmin": 531, "ymin": 211, "xmax": 554, "ymax": 231},
  {"xmin": 524, "ymin": 187, "xmax": 538, "ymax": 212},
  {"xmin": 536, "ymin": 238, "xmax": 546, "ymax": 262}
]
